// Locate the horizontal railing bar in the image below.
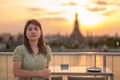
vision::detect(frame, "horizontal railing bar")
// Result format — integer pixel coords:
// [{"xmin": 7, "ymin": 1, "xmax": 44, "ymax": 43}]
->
[{"xmin": 1, "ymin": 52, "xmax": 120, "ymax": 56}]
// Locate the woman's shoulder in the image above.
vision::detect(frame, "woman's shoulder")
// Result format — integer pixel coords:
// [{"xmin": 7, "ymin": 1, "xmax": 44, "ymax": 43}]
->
[
  {"xmin": 14, "ymin": 44, "xmax": 26, "ymax": 51},
  {"xmin": 46, "ymin": 45, "xmax": 52, "ymax": 53},
  {"xmin": 46, "ymin": 45, "xmax": 51, "ymax": 50}
]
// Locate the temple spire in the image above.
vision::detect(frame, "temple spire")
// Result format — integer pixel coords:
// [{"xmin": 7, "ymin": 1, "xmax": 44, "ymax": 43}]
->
[{"xmin": 70, "ymin": 13, "xmax": 84, "ymax": 43}]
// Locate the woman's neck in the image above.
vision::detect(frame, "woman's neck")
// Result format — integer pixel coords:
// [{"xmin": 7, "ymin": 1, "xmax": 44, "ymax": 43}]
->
[
  {"xmin": 29, "ymin": 40, "xmax": 39, "ymax": 55},
  {"xmin": 29, "ymin": 40, "xmax": 38, "ymax": 48}
]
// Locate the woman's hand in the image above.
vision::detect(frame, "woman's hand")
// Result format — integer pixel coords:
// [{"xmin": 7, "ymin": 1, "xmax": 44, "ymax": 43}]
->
[{"xmin": 38, "ymin": 69, "xmax": 51, "ymax": 79}]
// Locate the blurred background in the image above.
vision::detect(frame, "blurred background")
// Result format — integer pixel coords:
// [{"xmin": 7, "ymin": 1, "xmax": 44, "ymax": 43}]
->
[
  {"xmin": 0, "ymin": 1, "xmax": 120, "ymax": 80},
  {"xmin": 0, "ymin": 0, "xmax": 120, "ymax": 52}
]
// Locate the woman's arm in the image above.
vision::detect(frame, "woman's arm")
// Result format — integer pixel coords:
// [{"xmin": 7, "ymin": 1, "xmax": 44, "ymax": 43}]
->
[
  {"xmin": 46, "ymin": 62, "xmax": 50, "ymax": 69},
  {"xmin": 46, "ymin": 46, "xmax": 52, "ymax": 69},
  {"xmin": 13, "ymin": 61, "xmax": 50, "ymax": 78}
]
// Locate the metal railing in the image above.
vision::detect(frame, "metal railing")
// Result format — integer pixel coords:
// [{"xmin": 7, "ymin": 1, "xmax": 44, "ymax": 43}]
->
[{"xmin": 0, "ymin": 52, "xmax": 120, "ymax": 80}]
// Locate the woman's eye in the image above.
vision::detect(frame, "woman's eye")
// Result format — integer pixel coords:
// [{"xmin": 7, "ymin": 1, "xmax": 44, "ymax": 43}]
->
[
  {"xmin": 28, "ymin": 28, "xmax": 32, "ymax": 31},
  {"xmin": 34, "ymin": 28, "xmax": 38, "ymax": 30}
]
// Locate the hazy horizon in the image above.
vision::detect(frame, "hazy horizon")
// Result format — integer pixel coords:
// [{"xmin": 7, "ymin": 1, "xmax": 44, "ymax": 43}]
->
[{"xmin": 0, "ymin": 0, "xmax": 120, "ymax": 36}]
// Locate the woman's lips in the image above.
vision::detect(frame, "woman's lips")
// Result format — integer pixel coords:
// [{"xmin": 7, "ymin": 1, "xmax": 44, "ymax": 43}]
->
[{"xmin": 30, "ymin": 35, "xmax": 37, "ymax": 37}]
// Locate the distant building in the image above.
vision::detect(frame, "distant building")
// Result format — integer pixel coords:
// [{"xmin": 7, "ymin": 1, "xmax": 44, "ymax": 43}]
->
[
  {"xmin": 2, "ymin": 33, "xmax": 11, "ymax": 42},
  {"xmin": 0, "ymin": 43, "xmax": 6, "ymax": 51},
  {"xmin": 69, "ymin": 13, "xmax": 84, "ymax": 46},
  {"xmin": 45, "ymin": 13, "xmax": 85, "ymax": 49}
]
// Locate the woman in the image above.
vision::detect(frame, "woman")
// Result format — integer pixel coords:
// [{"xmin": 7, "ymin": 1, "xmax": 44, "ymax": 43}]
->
[{"xmin": 13, "ymin": 19, "xmax": 52, "ymax": 80}]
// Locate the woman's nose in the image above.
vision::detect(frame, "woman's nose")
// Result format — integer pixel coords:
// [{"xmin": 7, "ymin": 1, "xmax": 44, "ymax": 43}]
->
[{"xmin": 31, "ymin": 30, "xmax": 36, "ymax": 33}]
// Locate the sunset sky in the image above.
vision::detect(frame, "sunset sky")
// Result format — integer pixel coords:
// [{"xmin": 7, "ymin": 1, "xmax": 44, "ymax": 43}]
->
[{"xmin": 0, "ymin": 0, "xmax": 120, "ymax": 36}]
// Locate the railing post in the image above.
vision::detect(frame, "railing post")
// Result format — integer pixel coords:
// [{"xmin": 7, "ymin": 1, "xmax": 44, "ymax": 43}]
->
[
  {"xmin": 6, "ymin": 55, "xmax": 8, "ymax": 80},
  {"xmin": 112, "ymin": 56, "xmax": 114, "ymax": 72},
  {"xmin": 94, "ymin": 54, "xmax": 96, "ymax": 68},
  {"xmin": 86, "ymin": 55, "xmax": 87, "ymax": 68},
  {"xmin": 103, "ymin": 55, "xmax": 106, "ymax": 72}
]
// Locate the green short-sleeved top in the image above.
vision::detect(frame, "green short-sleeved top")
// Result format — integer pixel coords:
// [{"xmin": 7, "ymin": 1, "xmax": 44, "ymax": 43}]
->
[{"xmin": 13, "ymin": 44, "xmax": 52, "ymax": 80}]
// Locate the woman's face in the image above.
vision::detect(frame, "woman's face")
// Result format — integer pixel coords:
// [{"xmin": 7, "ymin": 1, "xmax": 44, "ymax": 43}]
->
[{"xmin": 26, "ymin": 23, "xmax": 41, "ymax": 41}]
